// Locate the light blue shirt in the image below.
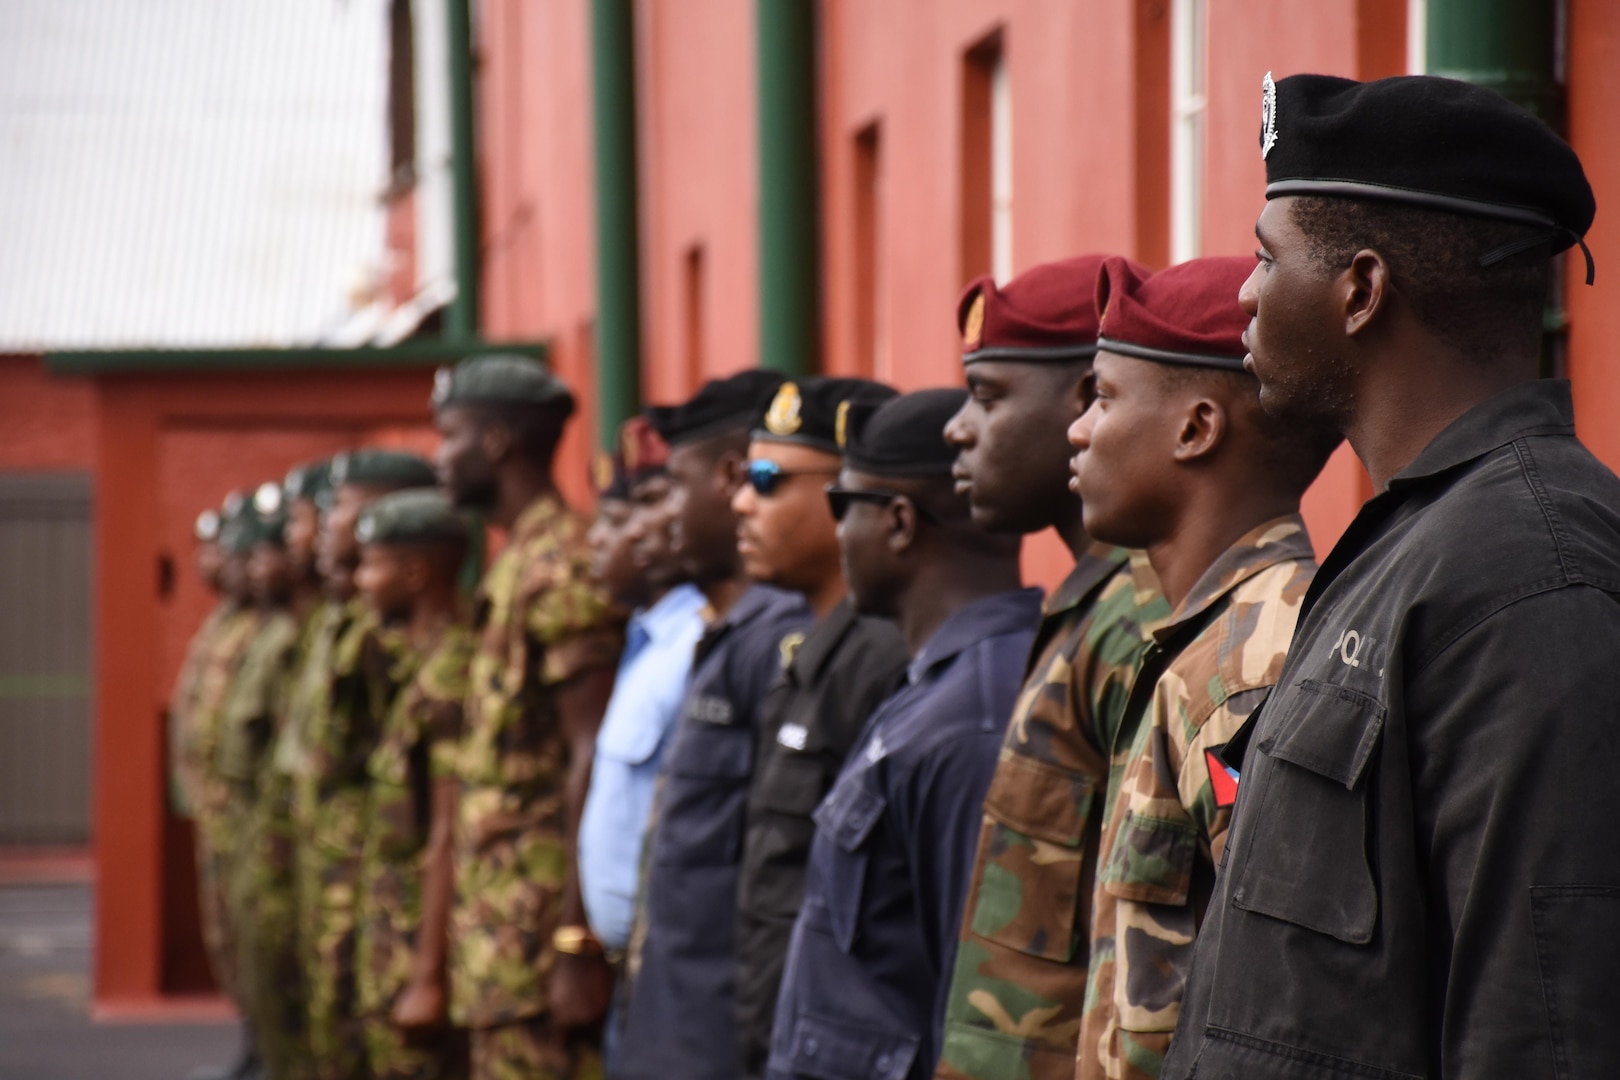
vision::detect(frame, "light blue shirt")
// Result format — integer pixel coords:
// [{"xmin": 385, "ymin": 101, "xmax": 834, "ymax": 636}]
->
[{"xmin": 580, "ymin": 582, "xmax": 707, "ymax": 948}]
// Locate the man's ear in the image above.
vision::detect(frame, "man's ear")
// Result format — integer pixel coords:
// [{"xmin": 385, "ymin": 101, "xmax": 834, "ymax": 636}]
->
[
  {"xmin": 1343, "ymin": 248, "xmax": 1392, "ymax": 339},
  {"xmin": 886, "ymin": 497, "xmax": 922, "ymax": 556},
  {"xmin": 479, "ymin": 418, "xmax": 514, "ymax": 466},
  {"xmin": 402, "ymin": 550, "xmax": 432, "ymax": 594},
  {"xmin": 1070, "ymin": 367, "xmax": 1098, "ymax": 418},
  {"xmin": 715, "ymin": 448, "xmax": 747, "ymax": 498},
  {"xmin": 1173, "ymin": 396, "xmax": 1226, "ymax": 464}
]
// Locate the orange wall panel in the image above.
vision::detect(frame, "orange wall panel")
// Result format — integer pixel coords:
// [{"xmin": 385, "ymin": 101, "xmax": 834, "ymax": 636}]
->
[{"xmin": 0, "ymin": 356, "xmax": 96, "ymax": 472}]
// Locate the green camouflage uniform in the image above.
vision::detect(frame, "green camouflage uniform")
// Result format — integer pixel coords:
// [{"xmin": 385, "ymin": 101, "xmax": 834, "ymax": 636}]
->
[
  {"xmin": 293, "ymin": 598, "xmax": 412, "ymax": 1080},
  {"xmin": 936, "ymin": 545, "xmax": 1169, "ymax": 1080},
  {"xmin": 449, "ymin": 495, "xmax": 619, "ymax": 1080},
  {"xmin": 358, "ymin": 624, "xmax": 476, "ymax": 1080},
  {"xmin": 1079, "ymin": 516, "xmax": 1314, "ymax": 1080},
  {"xmin": 170, "ymin": 601, "xmax": 233, "ymax": 817},
  {"xmin": 187, "ymin": 605, "xmax": 266, "ymax": 1001},
  {"xmin": 235, "ymin": 603, "xmax": 330, "ymax": 1080}
]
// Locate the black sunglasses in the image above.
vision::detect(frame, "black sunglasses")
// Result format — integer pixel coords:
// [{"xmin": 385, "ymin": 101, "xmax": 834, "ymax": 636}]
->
[
  {"xmin": 825, "ymin": 483, "xmax": 938, "ymax": 523},
  {"xmin": 745, "ymin": 458, "xmax": 839, "ymax": 496}
]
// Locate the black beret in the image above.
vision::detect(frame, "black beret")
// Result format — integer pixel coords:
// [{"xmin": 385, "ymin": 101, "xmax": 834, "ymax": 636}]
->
[
  {"xmin": 284, "ymin": 458, "xmax": 333, "ymax": 505},
  {"xmin": 840, "ymin": 388, "xmax": 969, "ymax": 478},
  {"xmin": 355, "ymin": 489, "xmax": 471, "ymax": 547},
  {"xmin": 330, "ymin": 449, "xmax": 438, "ymax": 492},
  {"xmin": 432, "ymin": 354, "xmax": 576, "ymax": 412},
  {"xmin": 220, "ymin": 485, "xmax": 287, "ymax": 553},
  {"xmin": 1262, "ymin": 72, "xmax": 1596, "ymax": 279},
  {"xmin": 751, "ymin": 377, "xmax": 898, "ymax": 454},
  {"xmin": 645, "ymin": 369, "xmax": 787, "ymax": 447}
]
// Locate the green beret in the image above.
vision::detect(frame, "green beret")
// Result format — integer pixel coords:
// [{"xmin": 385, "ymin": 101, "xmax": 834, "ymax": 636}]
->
[
  {"xmin": 355, "ymin": 489, "xmax": 472, "ymax": 547},
  {"xmin": 194, "ymin": 509, "xmax": 222, "ymax": 543},
  {"xmin": 329, "ymin": 449, "xmax": 438, "ymax": 491},
  {"xmin": 285, "ymin": 458, "xmax": 334, "ymax": 504},
  {"xmin": 431, "ymin": 354, "xmax": 574, "ymax": 411}
]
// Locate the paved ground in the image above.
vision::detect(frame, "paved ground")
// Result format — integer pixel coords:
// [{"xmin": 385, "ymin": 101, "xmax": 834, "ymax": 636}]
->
[{"xmin": 0, "ymin": 883, "xmax": 240, "ymax": 1079}]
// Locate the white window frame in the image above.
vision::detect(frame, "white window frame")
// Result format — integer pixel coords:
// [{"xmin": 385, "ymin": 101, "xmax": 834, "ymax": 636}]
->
[{"xmin": 1170, "ymin": 0, "xmax": 1207, "ymax": 265}]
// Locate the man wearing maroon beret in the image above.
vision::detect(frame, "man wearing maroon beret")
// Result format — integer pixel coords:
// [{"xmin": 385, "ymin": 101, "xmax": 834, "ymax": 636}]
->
[
  {"xmin": 935, "ymin": 258, "xmax": 1171, "ymax": 1080},
  {"xmin": 1066, "ymin": 255, "xmax": 1339, "ymax": 1080}
]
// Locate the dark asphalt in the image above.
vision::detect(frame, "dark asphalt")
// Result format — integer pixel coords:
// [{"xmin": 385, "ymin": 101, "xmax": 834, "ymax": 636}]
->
[{"xmin": 0, "ymin": 883, "xmax": 240, "ymax": 1080}]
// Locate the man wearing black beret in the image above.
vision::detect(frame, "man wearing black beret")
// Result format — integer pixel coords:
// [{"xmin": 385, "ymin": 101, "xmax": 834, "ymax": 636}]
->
[
  {"xmin": 616, "ymin": 371, "xmax": 814, "ymax": 1080},
  {"xmin": 766, "ymin": 389, "xmax": 1041, "ymax": 1080},
  {"xmin": 1163, "ymin": 73, "xmax": 1620, "ymax": 1079},
  {"xmin": 731, "ymin": 377, "xmax": 910, "ymax": 1078}
]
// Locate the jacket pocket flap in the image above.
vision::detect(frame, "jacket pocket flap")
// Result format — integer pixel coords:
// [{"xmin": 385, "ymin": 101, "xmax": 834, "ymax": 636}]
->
[
  {"xmin": 1260, "ymin": 680, "xmax": 1385, "ymax": 790},
  {"xmin": 813, "ymin": 781, "xmax": 885, "ymax": 853},
  {"xmin": 1101, "ymin": 811, "xmax": 1198, "ymax": 906},
  {"xmin": 787, "ymin": 1014, "xmax": 919, "ymax": 1080},
  {"xmin": 981, "ymin": 753, "xmax": 1097, "ymax": 846},
  {"xmin": 598, "ymin": 709, "xmax": 668, "ymax": 765}
]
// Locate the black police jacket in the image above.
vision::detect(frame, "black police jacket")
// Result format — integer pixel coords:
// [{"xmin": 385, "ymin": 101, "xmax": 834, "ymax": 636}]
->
[
  {"xmin": 1164, "ymin": 380, "xmax": 1620, "ymax": 1080},
  {"xmin": 735, "ymin": 598, "xmax": 909, "ymax": 1077}
]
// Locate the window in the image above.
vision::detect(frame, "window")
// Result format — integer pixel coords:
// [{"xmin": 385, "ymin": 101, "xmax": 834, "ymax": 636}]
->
[
  {"xmin": 961, "ymin": 29, "xmax": 1009, "ymax": 285},
  {"xmin": 854, "ymin": 122, "xmax": 884, "ymax": 378},
  {"xmin": 684, "ymin": 244, "xmax": 705, "ymax": 388},
  {"xmin": 1169, "ymin": 0, "xmax": 1206, "ymax": 264}
]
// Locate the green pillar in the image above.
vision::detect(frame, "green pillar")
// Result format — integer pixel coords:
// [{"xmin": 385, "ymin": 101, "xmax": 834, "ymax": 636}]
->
[
  {"xmin": 591, "ymin": 0, "xmax": 643, "ymax": 447},
  {"xmin": 756, "ymin": 0, "xmax": 818, "ymax": 377},
  {"xmin": 445, "ymin": 0, "xmax": 480, "ymax": 340},
  {"xmin": 1426, "ymin": 0, "xmax": 1560, "ymax": 123}
]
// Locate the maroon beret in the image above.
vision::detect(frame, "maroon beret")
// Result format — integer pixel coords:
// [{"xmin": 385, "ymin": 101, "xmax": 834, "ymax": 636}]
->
[
  {"xmin": 1095, "ymin": 256, "xmax": 1255, "ymax": 371},
  {"xmin": 958, "ymin": 254, "xmax": 1147, "ymax": 365}
]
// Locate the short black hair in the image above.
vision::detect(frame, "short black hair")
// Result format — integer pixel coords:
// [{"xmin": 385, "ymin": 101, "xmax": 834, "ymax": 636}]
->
[
  {"xmin": 1290, "ymin": 196, "xmax": 1551, "ymax": 365},
  {"xmin": 470, "ymin": 398, "xmax": 573, "ymax": 463},
  {"xmin": 1156, "ymin": 365, "xmax": 1342, "ymax": 498}
]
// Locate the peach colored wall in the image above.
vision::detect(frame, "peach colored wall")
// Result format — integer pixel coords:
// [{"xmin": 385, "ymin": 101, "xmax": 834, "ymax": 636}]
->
[
  {"xmin": 635, "ymin": 0, "xmax": 759, "ymax": 402},
  {"xmin": 1566, "ymin": 0, "xmax": 1620, "ymax": 472}
]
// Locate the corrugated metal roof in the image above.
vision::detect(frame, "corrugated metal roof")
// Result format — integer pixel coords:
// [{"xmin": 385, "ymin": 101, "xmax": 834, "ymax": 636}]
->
[{"xmin": 0, "ymin": 0, "xmax": 397, "ymax": 350}]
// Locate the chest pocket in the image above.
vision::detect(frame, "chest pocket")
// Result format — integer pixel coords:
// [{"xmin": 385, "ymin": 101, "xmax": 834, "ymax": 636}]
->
[
  {"xmin": 1230, "ymin": 678, "xmax": 1384, "ymax": 944},
  {"xmin": 657, "ymin": 713, "xmax": 756, "ymax": 867},
  {"xmin": 968, "ymin": 752, "xmax": 1097, "ymax": 962},
  {"xmin": 812, "ymin": 779, "xmax": 885, "ymax": 952}
]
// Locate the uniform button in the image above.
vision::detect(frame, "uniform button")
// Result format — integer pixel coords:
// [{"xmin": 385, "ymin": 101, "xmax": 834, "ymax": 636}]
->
[
  {"xmin": 1233, "ymin": 886, "xmax": 1245, "ymax": 903},
  {"xmin": 875, "ymin": 1054, "xmax": 892, "ymax": 1072},
  {"xmin": 804, "ymin": 1038, "xmax": 818, "ymax": 1057}
]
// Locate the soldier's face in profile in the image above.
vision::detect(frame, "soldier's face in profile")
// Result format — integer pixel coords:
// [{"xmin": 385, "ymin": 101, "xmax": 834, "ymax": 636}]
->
[
  {"xmin": 1068, "ymin": 352, "xmax": 1185, "ymax": 551},
  {"xmin": 731, "ymin": 440, "xmax": 842, "ymax": 594},
  {"xmin": 318, "ymin": 484, "xmax": 371, "ymax": 600},
  {"xmin": 195, "ymin": 540, "xmax": 224, "ymax": 592},
  {"xmin": 248, "ymin": 542, "xmax": 294, "ymax": 607},
  {"xmin": 434, "ymin": 405, "xmax": 498, "ymax": 509},
  {"xmin": 945, "ymin": 360, "xmax": 1090, "ymax": 535},
  {"xmin": 588, "ymin": 498, "xmax": 648, "ymax": 609},
  {"xmin": 354, "ymin": 542, "xmax": 414, "ymax": 623},
  {"xmin": 626, "ymin": 473, "xmax": 686, "ymax": 594},
  {"xmin": 833, "ymin": 468, "xmax": 901, "ymax": 619},
  {"xmin": 666, "ymin": 438, "xmax": 745, "ymax": 584},
  {"xmin": 285, "ymin": 499, "xmax": 321, "ymax": 581},
  {"xmin": 1243, "ymin": 198, "xmax": 1360, "ymax": 429}
]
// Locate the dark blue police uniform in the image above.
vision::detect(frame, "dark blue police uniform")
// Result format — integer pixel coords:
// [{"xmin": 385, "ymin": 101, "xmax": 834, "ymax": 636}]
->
[
  {"xmin": 615, "ymin": 583, "xmax": 813, "ymax": 1080},
  {"xmin": 765, "ymin": 588, "xmax": 1042, "ymax": 1080}
]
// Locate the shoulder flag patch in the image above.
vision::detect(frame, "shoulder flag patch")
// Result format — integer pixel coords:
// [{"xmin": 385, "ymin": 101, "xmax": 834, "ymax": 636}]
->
[{"xmin": 1206, "ymin": 747, "xmax": 1241, "ymax": 809}]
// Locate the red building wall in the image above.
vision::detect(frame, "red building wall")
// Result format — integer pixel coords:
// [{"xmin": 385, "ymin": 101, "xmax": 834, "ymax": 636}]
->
[{"xmin": 0, "ymin": 356, "xmax": 96, "ymax": 471}]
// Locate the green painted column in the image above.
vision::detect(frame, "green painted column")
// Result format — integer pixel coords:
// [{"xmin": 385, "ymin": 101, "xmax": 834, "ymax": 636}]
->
[
  {"xmin": 756, "ymin": 0, "xmax": 818, "ymax": 377},
  {"xmin": 1426, "ymin": 0, "xmax": 1559, "ymax": 123},
  {"xmin": 445, "ymin": 0, "xmax": 480, "ymax": 340},
  {"xmin": 591, "ymin": 0, "xmax": 643, "ymax": 447}
]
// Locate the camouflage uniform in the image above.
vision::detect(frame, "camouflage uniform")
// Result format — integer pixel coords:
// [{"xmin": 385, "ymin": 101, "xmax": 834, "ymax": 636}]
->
[
  {"xmin": 449, "ymin": 495, "xmax": 619, "ymax": 1080},
  {"xmin": 936, "ymin": 546, "xmax": 1168, "ymax": 1080},
  {"xmin": 236, "ymin": 604, "xmax": 329, "ymax": 1080},
  {"xmin": 358, "ymin": 625, "xmax": 476, "ymax": 1080},
  {"xmin": 293, "ymin": 598, "xmax": 412, "ymax": 1080},
  {"xmin": 187, "ymin": 605, "xmax": 266, "ymax": 1000},
  {"xmin": 1078, "ymin": 516, "xmax": 1313, "ymax": 1080},
  {"xmin": 170, "ymin": 601, "xmax": 233, "ymax": 817}
]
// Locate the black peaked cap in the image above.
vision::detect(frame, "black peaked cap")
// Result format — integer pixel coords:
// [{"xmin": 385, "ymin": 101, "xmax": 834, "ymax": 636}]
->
[
  {"xmin": 645, "ymin": 370, "xmax": 788, "ymax": 447},
  {"xmin": 752, "ymin": 377, "xmax": 898, "ymax": 454},
  {"xmin": 841, "ymin": 388, "xmax": 969, "ymax": 477},
  {"xmin": 1263, "ymin": 73, "xmax": 1595, "ymax": 257}
]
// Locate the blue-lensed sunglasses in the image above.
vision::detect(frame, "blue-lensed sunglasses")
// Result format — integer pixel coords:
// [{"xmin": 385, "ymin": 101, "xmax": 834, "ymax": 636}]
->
[{"xmin": 744, "ymin": 458, "xmax": 839, "ymax": 496}]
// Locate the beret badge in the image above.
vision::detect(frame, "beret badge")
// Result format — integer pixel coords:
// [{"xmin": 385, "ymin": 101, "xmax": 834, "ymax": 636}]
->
[
  {"xmin": 592, "ymin": 451, "xmax": 615, "ymax": 494},
  {"xmin": 962, "ymin": 292, "xmax": 986, "ymax": 350},
  {"xmin": 834, "ymin": 401, "xmax": 852, "ymax": 450},
  {"xmin": 1261, "ymin": 71, "xmax": 1279, "ymax": 160},
  {"xmin": 253, "ymin": 482, "xmax": 283, "ymax": 516},
  {"xmin": 431, "ymin": 366, "xmax": 454, "ymax": 406},
  {"xmin": 764, "ymin": 382, "xmax": 804, "ymax": 436}
]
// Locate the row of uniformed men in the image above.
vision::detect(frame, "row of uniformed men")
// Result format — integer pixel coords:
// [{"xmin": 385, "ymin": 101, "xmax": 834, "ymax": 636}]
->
[{"xmin": 175, "ymin": 69, "xmax": 1620, "ymax": 1080}]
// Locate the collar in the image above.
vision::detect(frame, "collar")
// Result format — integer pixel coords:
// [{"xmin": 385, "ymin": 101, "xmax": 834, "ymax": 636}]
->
[
  {"xmin": 634, "ymin": 582, "xmax": 707, "ymax": 642},
  {"xmin": 715, "ymin": 582, "xmax": 791, "ymax": 632},
  {"xmin": 508, "ymin": 492, "xmax": 570, "ymax": 545},
  {"xmin": 909, "ymin": 588, "xmax": 1045, "ymax": 684},
  {"xmin": 787, "ymin": 597, "xmax": 861, "ymax": 680},
  {"xmin": 1155, "ymin": 513, "xmax": 1314, "ymax": 641},
  {"xmin": 1388, "ymin": 379, "xmax": 1575, "ymax": 492},
  {"xmin": 1045, "ymin": 541, "xmax": 1131, "ymax": 618}
]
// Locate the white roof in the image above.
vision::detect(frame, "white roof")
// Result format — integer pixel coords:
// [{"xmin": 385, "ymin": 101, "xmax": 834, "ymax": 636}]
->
[{"xmin": 0, "ymin": 0, "xmax": 395, "ymax": 350}]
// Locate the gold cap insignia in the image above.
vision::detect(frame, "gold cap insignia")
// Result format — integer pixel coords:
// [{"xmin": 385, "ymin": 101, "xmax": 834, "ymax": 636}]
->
[
  {"xmin": 592, "ymin": 451, "xmax": 615, "ymax": 493},
  {"xmin": 835, "ymin": 400, "xmax": 852, "ymax": 450},
  {"xmin": 621, "ymin": 426, "xmax": 640, "ymax": 472},
  {"xmin": 764, "ymin": 382, "xmax": 803, "ymax": 436},
  {"xmin": 431, "ymin": 366, "xmax": 454, "ymax": 405},
  {"xmin": 962, "ymin": 292, "xmax": 986, "ymax": 350}
]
